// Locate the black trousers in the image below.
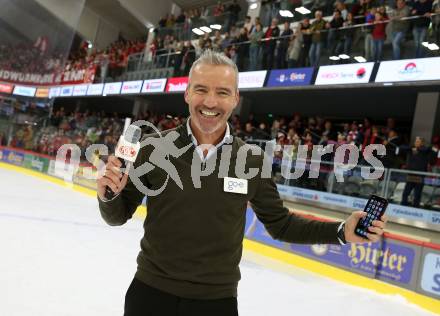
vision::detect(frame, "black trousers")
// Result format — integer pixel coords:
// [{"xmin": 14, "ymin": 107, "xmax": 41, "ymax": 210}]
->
[
  {"xmin": 401, "ymin": 181, "xmax": 424, "ymax": 208},
  {"xmin": 124, "ymin": 278, "xmax": 239, "ymax": 316}
]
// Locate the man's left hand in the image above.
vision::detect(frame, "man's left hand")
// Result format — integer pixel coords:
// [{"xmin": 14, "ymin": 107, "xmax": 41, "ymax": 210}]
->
[{"xmin": 345, "ymin": 211, "xmax": 388, "ymax": 243}]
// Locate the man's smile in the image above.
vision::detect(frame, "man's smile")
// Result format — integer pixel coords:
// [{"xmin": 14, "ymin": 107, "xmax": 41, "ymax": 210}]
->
[{"xmin": 199, "ymin": 110, "xmax": 220, "ymax": 118}]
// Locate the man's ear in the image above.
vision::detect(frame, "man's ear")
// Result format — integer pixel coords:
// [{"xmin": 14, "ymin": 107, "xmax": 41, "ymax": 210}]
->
[
  {"xmin": 234, "ymin": 89, "xmax": 240, "ymax": 108},
  {"xmin": 184, "ymin": 86, "xmax": 190, "ymax": 104}
]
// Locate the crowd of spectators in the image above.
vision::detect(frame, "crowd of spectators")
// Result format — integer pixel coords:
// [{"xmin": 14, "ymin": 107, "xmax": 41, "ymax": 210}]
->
[
  {"xmin": 4, "ymin": 104, "xmax": 440, "ymax": 208},
  {"xmin": 156, "ymin": 0, "xmax": 243, "ymax": 39},
  {"xmin": 148, "ymin": 0, "xmax": 440, "ymax": 73},
  {"xmin": 236, "ymin": 113, "xmax": 439, "ymax": 207},
  {"xmin": 67, "ymin": 39, "xmax": 146, "ymax": 81},
  {"xmin": 1, "ymin": 1, "xmax": 440, "ymax": 209},
  {"xmin": 10, "ymin": 108, "xmax": 123, "ymax": 157},
  {"xmin": 235, "ymin": 114, "xmax": 438, "ymax": 170},
  {"xmin": 7, "ymin": 106, "xmax": 439, "ymax": 173},
  {"xmin": 2, "ymin": 0, "xmax": 438, "ymax": 84},
  {"xmin": 0, "ymin": 36, "xmax": 146, "ymax": 83},
  {"xmin": 0, "ymin": 42, "xmax": 65, "ymax": 75},
  {"xmin": 7, "ymin": 109, "xmax": 183, "ymax": 158},
  {"xmin": 0, "ymin": 0, "xmax": 439, "ymax": 87}
]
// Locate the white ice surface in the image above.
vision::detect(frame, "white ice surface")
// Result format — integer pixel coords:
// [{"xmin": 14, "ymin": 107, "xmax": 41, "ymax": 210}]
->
[{"xmin": 0, "ymin": 167, "xmax": 437, "ymax": 316}]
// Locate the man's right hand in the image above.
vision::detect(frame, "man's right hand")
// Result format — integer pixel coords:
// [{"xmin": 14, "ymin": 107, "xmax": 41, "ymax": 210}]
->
[{"xmin": 97, "ymin": 155, "xmax": 129, "ymax": 201}]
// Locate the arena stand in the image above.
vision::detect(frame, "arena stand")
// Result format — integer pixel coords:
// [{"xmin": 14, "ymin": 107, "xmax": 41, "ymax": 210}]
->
[
  {"xmin": 4, "ymin": 0, "xmax": 434, "ymax": 84},
  {"xmin": 0, "ymin": 0, "xmax": 439, "ymax": 86},
  {"xmin": 118, "ymin": 0, "xmax": 440, "ymax": 81},
  {"xmin": 2, "ymin": 97, "xmax": 439, "ymax": 211},
  {"xmin": 1, "ymin": 1, "xmax": 440, "ymax": 313}
]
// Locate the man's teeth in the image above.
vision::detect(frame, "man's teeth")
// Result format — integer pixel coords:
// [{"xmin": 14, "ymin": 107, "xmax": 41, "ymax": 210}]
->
[{"xmin": 201, "ymin": 110, "xmax": 218, "ymax": 117}]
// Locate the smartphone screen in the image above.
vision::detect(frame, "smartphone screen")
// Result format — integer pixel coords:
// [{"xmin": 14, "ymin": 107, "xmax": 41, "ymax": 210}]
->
[{"xmin": 355, "ymin": 195, "xmax": 388, "ymax": 238}]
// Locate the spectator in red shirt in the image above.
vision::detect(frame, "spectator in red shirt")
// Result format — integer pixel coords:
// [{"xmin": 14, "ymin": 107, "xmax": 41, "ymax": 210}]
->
[
  {"xmin": 262, "ymin": 18, "xmax": 280, "ymax": 70},
  {"xmin": 363, "ymin": 125, "xmax": 382, "ymax": 147},
  {"xmin": 371, "ymin": 12, "xmax": 387, "ymax": 61},
  {"xmin": 213, "ymin": 1, "xmax": 224, "ymax": 17}
]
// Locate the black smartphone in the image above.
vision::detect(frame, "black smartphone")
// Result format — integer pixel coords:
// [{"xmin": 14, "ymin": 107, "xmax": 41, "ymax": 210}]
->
[{"xmin": 355, "ymin": 195, "xmax": 388, "ymax": 238}]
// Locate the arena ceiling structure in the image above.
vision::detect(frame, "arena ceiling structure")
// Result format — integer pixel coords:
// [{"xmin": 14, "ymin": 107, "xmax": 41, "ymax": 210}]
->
[
  {"xmin": 77, "ymin": 0, "xmax": 252, "ymax": 45},
  {"xmin": 85, "ymin": 0, "xmax": 250, "ymax": 30},
  {"xmin": 85, "ymin": 0, "xmax": 147, "ymax": 35}
]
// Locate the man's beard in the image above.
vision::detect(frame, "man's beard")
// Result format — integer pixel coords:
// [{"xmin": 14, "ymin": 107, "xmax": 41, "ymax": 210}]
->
[{"xmin": 191, "ymin": 107, "xmax": 229, "ymax": 135}]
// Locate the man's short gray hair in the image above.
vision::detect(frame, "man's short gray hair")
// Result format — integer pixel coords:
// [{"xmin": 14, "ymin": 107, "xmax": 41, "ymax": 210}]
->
[{"xmin": 188, "ymin": 50, "xmax": 239, "ymax": 90}]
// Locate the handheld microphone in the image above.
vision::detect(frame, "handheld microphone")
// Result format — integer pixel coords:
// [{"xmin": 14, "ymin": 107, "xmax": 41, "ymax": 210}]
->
[{"xmin": 104, "ymin": 124, "xmax": 142, "ymax": 200}]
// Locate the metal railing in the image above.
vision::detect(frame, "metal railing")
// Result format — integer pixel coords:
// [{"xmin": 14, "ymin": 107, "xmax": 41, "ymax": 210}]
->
[
  {"xmin": 245, "ymin": 138, "xmax": 440, "ymax": 212},
  {"xmin": 277, "ymin": 157, "xmax": 440, "ymax": 212},
  {"xmin": 385, "ymin": 168, "xmax": 440, "ymax": 209}
]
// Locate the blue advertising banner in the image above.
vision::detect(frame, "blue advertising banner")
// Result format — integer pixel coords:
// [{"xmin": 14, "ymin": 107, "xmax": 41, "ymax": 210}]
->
[
  {"xmin": 266, "ymin": 68, "xmax": 314, "ymax": 87},
  {"xmin": 0, "ymin": 148, "xmax": 6, "ymax": 162},
  {"xmin": 245, "ymin": 207, "xmax": 285, "ymax": 249},
  {"xmin": 245, "ymin": 208, "xmax": 415, "ymax": 285},
  {"xmin": 0, "ymin": 148, "xmax": 24, "ymax": 166},
  {"xmin": 290, "ymin": 240, "xmax": 414, "ymax": 284}
]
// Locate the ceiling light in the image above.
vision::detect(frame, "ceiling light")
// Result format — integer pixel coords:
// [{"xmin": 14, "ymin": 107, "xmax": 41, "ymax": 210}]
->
[
  {"xmin": 354, "ymin": 56, "xmax": 367, "ymax": 63},
  {"xmin": 428, "ymin": 43, "xmax": 439, "ymax": 50},
  {"xmin": 279, "ymin": 10, "xmax": 294, "ymax": 18},
  {"xmin": 329, "ymin": 56, "xmax": 340, "ymax": 61},
  {"xmin": 250, "ymin": 3, "xmax": 258, "ymax": 10},
  {"xmin": 295, "ymin": 7, "xmax": 311, "ymax": 15},
  {"xmin": 210, "ymin": 24, "xmax": 222, "ymax": 30},
  {"xmin": 192, "ymin": 28, "xmax": 204, "ymax": 35},
  {"xmin": 200, "ymin": 26, "xmax": 212, "ymax": 33},
  {"xmin": 422, "ymin": 41, "xmax": 429, "ymax": 47},
  {"xmin": 339, "ymin": 54, "xmax": 350, "ymax": 59}
]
